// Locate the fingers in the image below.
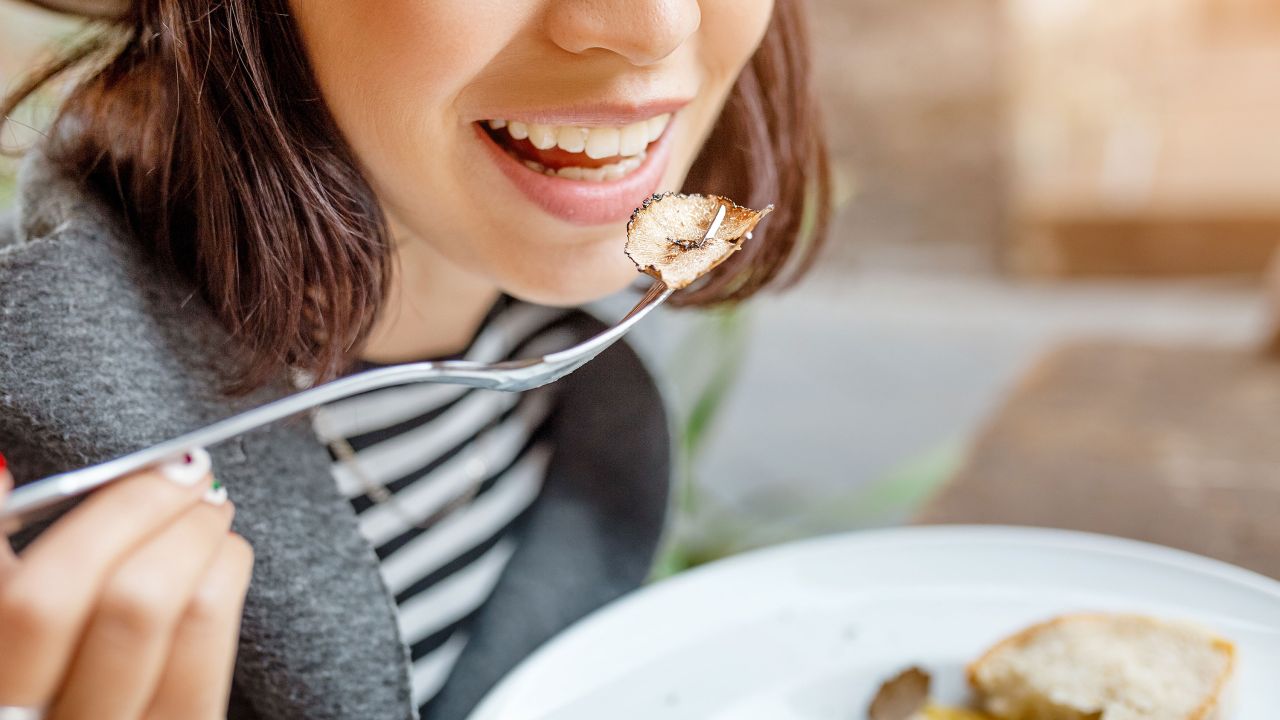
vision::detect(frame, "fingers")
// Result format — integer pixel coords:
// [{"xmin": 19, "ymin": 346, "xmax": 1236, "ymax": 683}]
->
[
  {"xmin": 0, "ymin": 450, "xmax": 215, "ymax": 707},
  {"xmin": 143, "ymin": 534, "xmax": 254, "ymax": 720},
  {"xmin": 20, "ymin": 450, "xmax": 216, "ymax": 572},
  {"xmin": 48, "ymin": 500, "xmax": 236, "ymax": 720}
]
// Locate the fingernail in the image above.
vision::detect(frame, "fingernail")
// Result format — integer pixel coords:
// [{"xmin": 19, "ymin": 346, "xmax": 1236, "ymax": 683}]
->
[
  {"xmin": 202, "ymin": 479, "xmax": 228, "ymax": 506},
  {"xmin": 0, "ymin": 451, "xmax": 8, "ymax": 473},
  {"xmin": 160, "ymin": 447, "xmax": 211, "ymax": 486}
]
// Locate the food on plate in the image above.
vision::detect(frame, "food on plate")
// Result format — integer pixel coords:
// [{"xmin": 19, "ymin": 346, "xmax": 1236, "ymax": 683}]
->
[
  {"xmin": 868, "ymin": 666, "xmax": 931, "ymax": 720},
  {"xmin": 868, "ymin": 667, "xmax": 994, "ymax": 720},
  {"xmin": 917, "ymin": 706, "xmax": 993, "ymax": 720},
  {"xmin": 969, "ymin": 613, "xmax": 1235, "ymax": 720},
  {"xmin": 868, "ymin": 613, "xmax": 1235, "ymax": 720},
  {"xmin": 625, "ymin": 192, "xmax": 772, "ymax": 290}
]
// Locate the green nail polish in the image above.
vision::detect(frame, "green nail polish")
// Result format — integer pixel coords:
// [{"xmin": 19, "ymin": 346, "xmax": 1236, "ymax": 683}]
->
[{"xmin": 211, "ymin": 479, "xmax": 223, "ymax": 490}]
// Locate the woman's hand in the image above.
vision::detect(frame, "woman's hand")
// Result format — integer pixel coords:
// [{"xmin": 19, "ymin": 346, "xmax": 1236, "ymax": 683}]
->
[{"xmin": 0, "ymin": 450, "xmax": 253, "ymax": 720}]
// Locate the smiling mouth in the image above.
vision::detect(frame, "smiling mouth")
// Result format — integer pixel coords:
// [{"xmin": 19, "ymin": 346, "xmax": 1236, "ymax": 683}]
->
[{"xmin": 479, "ymin": 114, "xmax": 671, "ymax": 182}]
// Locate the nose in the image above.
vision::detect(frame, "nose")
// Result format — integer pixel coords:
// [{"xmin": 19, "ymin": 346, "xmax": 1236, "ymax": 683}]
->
[{"xmin": 545, "ymin": 0, "xmax": 701, "ymax": 66}]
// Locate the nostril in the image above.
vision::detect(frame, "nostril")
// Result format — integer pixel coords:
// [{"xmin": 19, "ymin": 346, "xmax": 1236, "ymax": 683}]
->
[{"xmin": 545, "ymin": 0, "xmax": 701, "ymax": 67}]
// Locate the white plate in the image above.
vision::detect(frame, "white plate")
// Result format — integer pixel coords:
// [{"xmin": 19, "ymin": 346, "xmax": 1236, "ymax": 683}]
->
[{"xmin": 469, "ymin": 526, "xmax": 1280, "ymax": 720}]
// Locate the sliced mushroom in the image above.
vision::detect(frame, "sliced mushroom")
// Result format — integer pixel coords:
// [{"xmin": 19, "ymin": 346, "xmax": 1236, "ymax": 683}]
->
[
  {"xmin": 625, "ymin": 192, "xmax": 772, "ymax": 290},
  {"xmin": 868, "ymin": 667, "xmax": 932, "ymax": 720}
]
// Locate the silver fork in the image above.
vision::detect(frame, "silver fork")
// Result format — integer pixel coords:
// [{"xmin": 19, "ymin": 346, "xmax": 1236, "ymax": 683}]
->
[
  {"xmin": 0, "ymin": 280, "xmax": 673, "ymax": 532},
  {"xmin": 3, "ymin": 207, "xmax": 729, "ymax": 532}
]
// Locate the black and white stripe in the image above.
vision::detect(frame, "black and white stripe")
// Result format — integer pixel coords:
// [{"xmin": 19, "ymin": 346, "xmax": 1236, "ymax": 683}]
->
[{"xmin": 312, "ymin": 301, "xmax": 576, "ymax": 714}]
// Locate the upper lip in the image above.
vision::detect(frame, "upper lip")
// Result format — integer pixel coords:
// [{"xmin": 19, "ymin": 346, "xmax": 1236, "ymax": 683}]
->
[{"xmin": 474, "ymin": 97, "xmax": 692, "ymax": 126}]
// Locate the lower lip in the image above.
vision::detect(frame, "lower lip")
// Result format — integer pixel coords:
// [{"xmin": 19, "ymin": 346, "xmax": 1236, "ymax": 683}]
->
[{"xmin": 475, "ymin": 121, "xmax": 675, "ymax": 226}]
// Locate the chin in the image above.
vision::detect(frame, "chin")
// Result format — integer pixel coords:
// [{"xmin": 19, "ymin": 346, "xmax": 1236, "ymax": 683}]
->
[{"xmin": 494, "ymin": 249, "xmax": 641, "ymax": 307}]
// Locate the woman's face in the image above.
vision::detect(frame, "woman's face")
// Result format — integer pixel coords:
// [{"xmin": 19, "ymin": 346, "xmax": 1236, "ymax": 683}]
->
[{"xmin": 289, "ymin": 0, "xmax": 773, "ymax": 306}]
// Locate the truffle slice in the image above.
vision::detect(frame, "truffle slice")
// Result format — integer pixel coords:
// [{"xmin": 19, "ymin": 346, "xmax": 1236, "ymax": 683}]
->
[
  {"xmin": 869, "ymin": 667, "xmax": 932, "ymax": 720},
  {"xmin": 625, "ymin": 193, "xmax": 772, "ymax": 290}
]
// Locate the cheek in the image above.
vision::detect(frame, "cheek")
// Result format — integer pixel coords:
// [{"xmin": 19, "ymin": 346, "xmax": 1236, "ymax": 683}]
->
[
  {"xmin": 701, "ymin": 0, "xmax": 775, "ymax": 80},
  {"xmin": 292, "ymin": 2, "xmax": 512, "ymax": 103},
  {"xmin": 289, "ymin": 2, "xmax": 517, "ymax": 190},
  {"xmin": 291, "ymin": 1, "xmax": 537, "ymax": 277}
]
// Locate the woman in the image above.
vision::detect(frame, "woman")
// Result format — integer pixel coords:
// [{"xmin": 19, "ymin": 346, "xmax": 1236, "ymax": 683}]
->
[{"xmin": 0, "ymin": 0, "xmax": 829, "ymax": 718}]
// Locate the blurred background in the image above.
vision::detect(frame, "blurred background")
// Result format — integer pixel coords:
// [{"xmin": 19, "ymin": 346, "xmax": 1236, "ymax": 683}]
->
[{"xmin": 4, "ymin": 0, "xmax": 1279, "ymax": 576}]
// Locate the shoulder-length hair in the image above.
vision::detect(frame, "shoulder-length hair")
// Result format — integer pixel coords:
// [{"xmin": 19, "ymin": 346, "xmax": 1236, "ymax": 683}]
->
[{"xmin": 3, "ymin": 0, "xmax": 830, "ymax": 390}]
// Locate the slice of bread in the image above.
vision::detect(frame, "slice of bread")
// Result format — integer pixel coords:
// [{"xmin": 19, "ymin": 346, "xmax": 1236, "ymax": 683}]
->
[{"xmin": 967, "ymin": 614, "xmax": 1235, "ymax": 720}]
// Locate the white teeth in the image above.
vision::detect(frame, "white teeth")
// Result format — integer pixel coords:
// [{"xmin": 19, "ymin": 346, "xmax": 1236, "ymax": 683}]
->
[
  {"xmin": 527, "ymin": 124, "xmax": 558, "ymax": 150},
  {"xmin": 584, "ymin": 127, "xmax": 620, "ymax": 160},
  {"xmin": 619, "ymin": 121, "xmax": 649, "ymax": 157},
  {"xmin": 618, "ymin": 154, "xmax": 644, "ymax": 173},
  {"xmin": 487, "ymin": 113, "xmax": 668, "ymax": 181},
  {"xmin": 646, "ymin": 113, "xmax": 670, "ymax": 142},
  {"xmin": 548, "ymin": 153, "xmax": 646, "ymax": 183},
  {"xmin": 556, "ymin": 126, "xmax": 588, "ymax": 153},
  {"xmin": 489, "ymin": 113, "xmax": 672, "ymax": 159}
]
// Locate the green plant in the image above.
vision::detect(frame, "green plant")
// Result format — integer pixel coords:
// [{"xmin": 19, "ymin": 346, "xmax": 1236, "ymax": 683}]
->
[{"xmin": 649, "ymin": 306, "xmax": 751, "ymax": 580}]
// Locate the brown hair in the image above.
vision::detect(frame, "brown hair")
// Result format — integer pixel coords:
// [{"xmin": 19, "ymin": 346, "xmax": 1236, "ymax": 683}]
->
[{"xmin": 3, "ymin": 0, "xmax": 830, "ymax": 390}]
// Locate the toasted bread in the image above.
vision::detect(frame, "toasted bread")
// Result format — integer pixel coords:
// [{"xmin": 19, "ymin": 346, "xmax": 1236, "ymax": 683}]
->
[{"xmin": 967, "ymin": 614, "xmax": 1234, "ymax": 720}]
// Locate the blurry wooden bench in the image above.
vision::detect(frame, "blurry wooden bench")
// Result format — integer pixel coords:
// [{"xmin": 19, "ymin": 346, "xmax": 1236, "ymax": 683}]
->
[{"xmin": 918, "ymin": 340, "xmax": 1280, "ymax": 579}]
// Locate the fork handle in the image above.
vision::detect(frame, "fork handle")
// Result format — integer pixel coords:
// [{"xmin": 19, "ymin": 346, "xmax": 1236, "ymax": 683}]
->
[
  {"xmin": 3, "ymin": 278, "xmax": 672, "ymax": 533},
  {"xmin": 0, "ymin": 359, "xmax": 516, "ymax": 531}
]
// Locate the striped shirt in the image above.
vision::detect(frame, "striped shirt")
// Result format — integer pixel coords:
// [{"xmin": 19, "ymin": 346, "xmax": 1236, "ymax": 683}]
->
[{"xmin": 310, "ymin": 300, "xmax": 577, "ymax": 714}]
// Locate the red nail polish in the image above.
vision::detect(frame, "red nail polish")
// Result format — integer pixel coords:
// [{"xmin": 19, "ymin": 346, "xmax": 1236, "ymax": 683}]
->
[{"xmin": 0, "ymin": 452, "xmax": 7, "ymax": 472}]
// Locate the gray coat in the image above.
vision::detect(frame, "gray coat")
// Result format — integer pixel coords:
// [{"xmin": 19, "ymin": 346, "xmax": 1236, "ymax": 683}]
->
[{"xmin": 0, "ymin": 150, "xmax": 672, "ymax": 719}]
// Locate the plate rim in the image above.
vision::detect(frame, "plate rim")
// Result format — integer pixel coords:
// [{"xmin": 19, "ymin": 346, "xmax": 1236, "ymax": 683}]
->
[
  {"xmin": 469, "ymin": 525, "xmax": 1280, "ymax": 719},
  {"xmin": 608, "ymin": 525, "xmax": 1280, "ymax": 622}
]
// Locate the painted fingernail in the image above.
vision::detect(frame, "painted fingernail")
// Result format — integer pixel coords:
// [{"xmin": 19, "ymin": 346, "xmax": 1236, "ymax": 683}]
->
[
  {"xmin": 159, "ymin": 447, "xmax": 211, "ymax": 486},
  {"xmin": 0, "ymin": 451, "xmax": 8, "ymax": 473},
  {"xmin": 202, "ymin": 479, "xmax": 228, "ymax": 506}
]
